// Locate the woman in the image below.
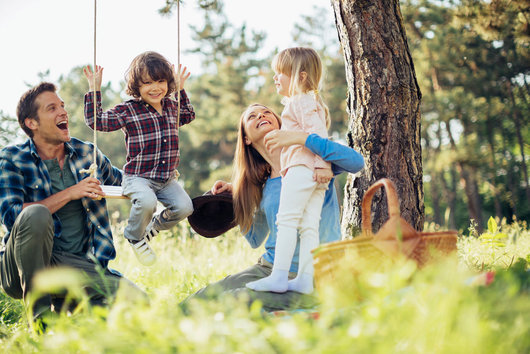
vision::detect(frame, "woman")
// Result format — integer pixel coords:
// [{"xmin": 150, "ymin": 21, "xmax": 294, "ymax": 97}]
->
[{"xmin": 184, "ymin": 103, "xmax": 364, "ymax": 311}]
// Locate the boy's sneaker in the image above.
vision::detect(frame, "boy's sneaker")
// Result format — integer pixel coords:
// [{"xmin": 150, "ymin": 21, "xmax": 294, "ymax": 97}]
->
[
  {"xmin": 129, "ymin": 238, "xmax": 156, "ymax": 266},
  {"xmin": 143, "ymin": 227, "xmax": 160, "ymax": 242}
]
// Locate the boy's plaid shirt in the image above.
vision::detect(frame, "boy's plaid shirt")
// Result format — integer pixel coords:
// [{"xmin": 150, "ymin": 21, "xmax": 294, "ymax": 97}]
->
[
  {"xmin": 0, "ymin": 138, "xmax": 122, "ymax": 267},
  {"xmin": 84, "ymin": 90, "xmax": 195, "ymax": 180}
]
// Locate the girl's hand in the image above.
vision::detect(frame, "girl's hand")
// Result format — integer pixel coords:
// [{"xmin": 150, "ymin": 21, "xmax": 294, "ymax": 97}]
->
[
  {"xmin": 173, "ymin": 64, "xmax": 191, "ymax": 91},
  {"xmin": 83, "ymin": 65, "xmax": 104, "ymax": 91},
  {"xmin": 314, "ymin": 168, "xmax": 333, "ymax": 184},
  {"xmin": 211, "ymin": 180, "xmax": 233, "ymax": 195},
  {"xmin": 264, "ymin": 130, "xmax": 308, "ymax": 152}
]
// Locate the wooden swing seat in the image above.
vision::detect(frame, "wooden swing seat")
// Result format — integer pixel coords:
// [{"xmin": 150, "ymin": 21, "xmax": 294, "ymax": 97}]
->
[{"xmin": 100, "ymin": 185, "xmax": 128, "ymax": 199}]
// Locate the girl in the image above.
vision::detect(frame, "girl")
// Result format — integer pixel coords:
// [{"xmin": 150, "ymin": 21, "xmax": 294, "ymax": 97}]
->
[{"xmin": 246, "ymin": 47, "xmax": 333, "ymax": 294}]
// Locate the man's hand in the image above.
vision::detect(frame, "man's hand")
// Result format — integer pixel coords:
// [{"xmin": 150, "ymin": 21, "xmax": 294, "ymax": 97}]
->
[
  {"xmin": 211, "ymin": 180, "xmax": 232, "ymax": 195},
  {"xmin": 83, "ymin": 65, "xmax": 104, "ymax": 91},
  {"xmin": 264, "ymin": 130, "xmax": 308, "ymax": 152},
  {"xmin": 23, "ymin": 177, "xmax": 105, "ymax": 214},
  {"xmin": 67, "ymin": 177, "xmax": 104, "ymax": 200},
  {"xmin": 174, "ymin": 64, "xmax": 191, "ymax": 91},
  {"xmin": 314, "ymin": 168, "xmax": 333, "ymax": 184}
]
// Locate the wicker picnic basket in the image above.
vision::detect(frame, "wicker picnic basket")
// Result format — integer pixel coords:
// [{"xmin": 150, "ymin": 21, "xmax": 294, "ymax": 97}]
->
[{"xmin": 313, "ymin": 178, "xmax": 458, "ymax": 290}]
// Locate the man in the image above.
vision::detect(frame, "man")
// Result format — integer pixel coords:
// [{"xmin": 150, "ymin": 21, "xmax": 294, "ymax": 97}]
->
[{"xmin": 0, "ymin": 82, "xmax": 142, "ymax": 322}]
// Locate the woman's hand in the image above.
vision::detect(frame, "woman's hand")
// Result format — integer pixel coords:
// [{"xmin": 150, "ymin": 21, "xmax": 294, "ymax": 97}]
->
[
  {"xmin": 211, "ymin": 180, "xmax": 233, "ymax": 195},
  {"xmin": 264, "ymin": 130, "xmax": 309, "ymax": 152},
  {"xmin": 83, "ymin": 65, "xmax": 104, "ymax": 91},
  {"xmin": 173, "ymin": 64, "xmax": 191, "ymax": 91}
]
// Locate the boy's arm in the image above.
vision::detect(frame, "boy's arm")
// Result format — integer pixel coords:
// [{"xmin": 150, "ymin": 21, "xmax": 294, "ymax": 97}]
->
[
  {"xmin": 84, "ymin": 65, "xmax": 103, "ymax": 92},
  {"xmin": 83, "ymin": 65, "xmax": 127, "ymax": 132},
  {"xmin": 172, "ymin": 64, "xmax": 195, "ymax": 126},
  {"xmin": 83, "ymin": 92, "xmax": 127, "ymax": 132},
  {"xmin": 176, "ymin": 90, "xmax": 195, "ymax": 126}
]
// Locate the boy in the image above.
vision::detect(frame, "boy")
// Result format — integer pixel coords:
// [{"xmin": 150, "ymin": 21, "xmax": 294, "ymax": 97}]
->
[{"xmin": 84, "ymin": 51, "xmax": 195, "ymax": 266}]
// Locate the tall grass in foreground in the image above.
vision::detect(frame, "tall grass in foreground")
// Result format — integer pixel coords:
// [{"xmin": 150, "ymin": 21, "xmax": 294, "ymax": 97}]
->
[{"xmin": 0, "ymin": 218, "xmax": 528, "ymax": 353}]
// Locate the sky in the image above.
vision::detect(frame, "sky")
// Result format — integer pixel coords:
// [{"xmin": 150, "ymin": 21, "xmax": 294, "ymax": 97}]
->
[{"xmin": 0, "ymin": 0, "xmax": 332, "ymax": 117}]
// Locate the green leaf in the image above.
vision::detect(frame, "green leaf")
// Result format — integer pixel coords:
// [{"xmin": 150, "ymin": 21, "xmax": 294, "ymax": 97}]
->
[
  {"xmin": 479, "ymin": 233, "xmax": 494, "ymax": 240},
  {"xmin": 487, "ymin": 217, "xmax": 498, "ymax": 234},
  {"xmin": 493, "ymin": 233, "xmax": 508, "ymax": 240}
]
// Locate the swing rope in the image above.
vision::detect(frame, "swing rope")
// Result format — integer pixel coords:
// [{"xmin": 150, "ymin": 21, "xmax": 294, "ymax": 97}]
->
[
  {"xmin": 80, "ymin": 0, "xmax": 98, "ymax": 178},
  {"xmin": 176, "ymin": 0, "xmax": 181, "ymax": 151},
  {"xmin": 81, "ymin": 0, "xmax": 183, "ymax": 196}
]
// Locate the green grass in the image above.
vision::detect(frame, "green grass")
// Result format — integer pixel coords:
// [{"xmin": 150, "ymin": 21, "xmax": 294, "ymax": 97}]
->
[{"xmin": 0, "ymin": 218, "xmax": 529, "ymax": 353}]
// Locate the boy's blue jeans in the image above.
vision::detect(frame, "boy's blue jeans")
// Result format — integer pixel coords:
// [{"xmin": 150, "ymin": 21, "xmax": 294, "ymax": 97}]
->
[{"xmin": 122, "ymin": 175, "xmax": 193, "ymax": 241}]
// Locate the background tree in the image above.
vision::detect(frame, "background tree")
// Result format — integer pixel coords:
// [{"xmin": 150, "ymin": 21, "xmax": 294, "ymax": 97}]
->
[
  {"xmin": 161, "ymin": 0, "xmax": 269, "ymax": 197},
  {"xmin": 161, "ymin": 1, "xmax": 350, "ymax": 198},
  {"xmin": 402, "ymin": 0, "xmax": 529, "ymax": 231},
  {"xmin": 0, "ymin": 111, "xmax": 22, "ymax": 147},
  {"xmin": 330, "ymin": 0, "xmax": 424, "ymax": 236},
  {"xmin": 1, "ymin": 1, "xmax": 527, "ymax": 231}
]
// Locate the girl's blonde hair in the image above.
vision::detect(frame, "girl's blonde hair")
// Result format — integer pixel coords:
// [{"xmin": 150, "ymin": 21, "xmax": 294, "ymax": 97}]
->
[
  {"xmin": 232, "ymin": 104, "xmax": 282, "ymax": 233},
  {"xmin": 272, "ymin": 47, "xmax": 330, "ymax": 128}
]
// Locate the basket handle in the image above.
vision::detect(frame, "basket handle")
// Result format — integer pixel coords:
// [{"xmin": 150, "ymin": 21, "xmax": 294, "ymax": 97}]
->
[{"xmin": 361, "ymin": 178, "xmax": 401, "ymax": 236}]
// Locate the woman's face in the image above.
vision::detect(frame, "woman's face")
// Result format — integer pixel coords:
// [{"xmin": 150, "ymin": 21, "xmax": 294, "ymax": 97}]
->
[{"xmin": 242, "ymin": 106, "xmax": 280, "ymax": 146}]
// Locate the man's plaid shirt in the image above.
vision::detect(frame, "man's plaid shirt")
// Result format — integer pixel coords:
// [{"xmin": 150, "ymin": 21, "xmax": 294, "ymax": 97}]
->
[
  {"xmin": 84, "ymin": 90, "xmax": 195, "ymax": 180},
  {"xmin": 0, "ymin": 138, "xmax": 122, "ymax": 267}
]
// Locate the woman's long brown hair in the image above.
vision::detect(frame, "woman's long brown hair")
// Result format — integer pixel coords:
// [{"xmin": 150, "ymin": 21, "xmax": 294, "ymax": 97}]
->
[{"xmin": 232, "ymin": 104, "xmax": 281, "ymax": 233}]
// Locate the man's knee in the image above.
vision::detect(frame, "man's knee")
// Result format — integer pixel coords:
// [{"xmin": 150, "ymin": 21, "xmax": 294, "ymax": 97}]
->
[{"xmin": 14, "ymin": 204, "xmax": 54, "ymax": 244}]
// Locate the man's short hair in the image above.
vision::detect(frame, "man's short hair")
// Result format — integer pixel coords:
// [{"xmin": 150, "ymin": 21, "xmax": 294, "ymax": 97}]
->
[{"xmin": 16, "ymin": 82, "xmax": 57, "ymax": 138}]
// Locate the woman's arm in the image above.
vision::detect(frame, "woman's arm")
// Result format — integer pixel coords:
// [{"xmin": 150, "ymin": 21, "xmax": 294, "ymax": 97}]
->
[
  {"xmin": 244, "ymin": 210, "xmax": 269, "ymax": 248},
  {"xmin": 264, "ymin": 130, "xmax": 364, "ymax": 175},
  {"xmin": 211, "ymin": 180, "xmax": 269, "ymax": 247},
  {"xmin": 305, "ymin": 133, "xmax": 364, "ymax": 175}
]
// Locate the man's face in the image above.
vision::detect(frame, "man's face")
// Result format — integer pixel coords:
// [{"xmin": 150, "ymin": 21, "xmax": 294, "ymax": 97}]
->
[{"xmin": 28, "ymin": 91, "xmax": 70, "ymax": 145}]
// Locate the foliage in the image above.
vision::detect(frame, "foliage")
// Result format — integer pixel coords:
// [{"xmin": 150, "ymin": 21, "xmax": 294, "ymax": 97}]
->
[
  {"xmin": 159, "ymin": 1, "xmax": 350, "ymax": 198},
  {"xmin": 0, "ymin": 111, "xmax": 23, "ymax": 147},
  {"xmin": 402, "ymin": 0, "xmax": 530, "ymax": 230},
  {"xmin": 0, "ymin": 219, "xmax": 528, "ymax": 352},
  {"xmin": 176, "ymin": 0, "xmax": 269, "ymax": 196},
  {"xmin": 460, "ymin": 217, "xmax": 529, "ymax": 271}
]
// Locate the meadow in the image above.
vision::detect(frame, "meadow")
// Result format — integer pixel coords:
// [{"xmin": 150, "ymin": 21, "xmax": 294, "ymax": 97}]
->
[{"xmin": 0, "ymin": 217, "xmax": 528, "ymax": 353}]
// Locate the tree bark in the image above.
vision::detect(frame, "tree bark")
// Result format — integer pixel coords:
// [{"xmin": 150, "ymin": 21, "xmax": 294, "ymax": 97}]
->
[{"xmin": 331, "ymin": 0, "xmax": 424, "ymax": 235}]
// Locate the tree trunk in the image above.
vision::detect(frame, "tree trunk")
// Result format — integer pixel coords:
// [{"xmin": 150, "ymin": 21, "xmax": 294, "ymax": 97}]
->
[
  {"xmin": 331, "ymin": 0, "xmax": 424, "ymax": 236},
  {"xmin": 484, "ymin": 110, "xmax": 503, "ymax": 218},
  {"xmin": 423, "ymin": 133, "xmax": 442, "ymax": 225},
  {"xmin": 445, "ymin": 121, "xmax": 484, "ymax": 231},
  {"xmin": 507, "ymin": 82, "xmax": 530, "ymax": 203},
  {"xmin": 502, "ymin": 132, "xmax": 518, "ymax": 217},
  {"xmin": 434, "ymin": 121, "xmax": 457, "ymax": 229}
]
